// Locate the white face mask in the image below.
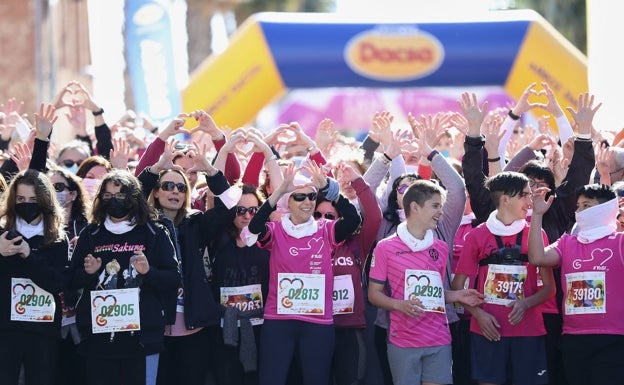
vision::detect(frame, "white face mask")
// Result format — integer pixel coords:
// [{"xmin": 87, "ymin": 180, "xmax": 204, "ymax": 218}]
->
[
  {"xmin": 56, "ymin": 190, "xmax": 70, "ymax": 207},
  {"xmin": 82, "ymin": 178, "xmax": 101, "ymax": 200}
]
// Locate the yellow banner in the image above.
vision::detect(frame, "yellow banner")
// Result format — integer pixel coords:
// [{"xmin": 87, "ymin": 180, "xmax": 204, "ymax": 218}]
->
[{"xmin": 182, "ymin": 17, "xmax": 285, "ymax": 128}]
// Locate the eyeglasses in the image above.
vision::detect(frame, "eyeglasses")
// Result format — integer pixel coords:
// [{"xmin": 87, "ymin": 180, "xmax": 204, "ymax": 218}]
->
[
  {"xmin": 236, "ymin": 206, "xmax": 259, "ymax": 216},
  {"xmin": 100, "ymin": 192, "xmax": 127, "ymax": 201},
  {"xmin": 397, "ymin": 184, "xmax": 410, "ymax": 194},
  {"xmin": 528, "ymin": 179, "xmax": 549, "ymax": 189},
  {"xmin": 290, "ymin": 192, "xmax": 317, "ymax": 202},
  {"xmin": 314, "ymin": 212, "xmax": 336, "ymax": 220},
  {"xmin": 158, "ymin": 181, "xmax": 188, "ymax": 193},
  {"xmin": 53, "ymin": 183, "xmax": 70, "ymax": 193},
  {"xmin": 61, "ymin": 159, "xmax": 82, "ymax": 168}
]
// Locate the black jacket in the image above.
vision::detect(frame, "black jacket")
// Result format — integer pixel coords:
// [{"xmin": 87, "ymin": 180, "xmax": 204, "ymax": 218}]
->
[
  {"xmin": 70, "ymin": 221, "xmax": 179, "ymax": 356},
  {"xmin": 138, "ymin": 169, "xmax": 236, "ymax": 329},
  {"xmin": 0, "ymin": 232, "xmax": 69, "ymax": 338}
]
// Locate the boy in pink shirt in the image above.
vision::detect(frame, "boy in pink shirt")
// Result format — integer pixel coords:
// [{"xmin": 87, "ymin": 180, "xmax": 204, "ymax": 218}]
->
[
  {"xmin": 529, "ymin": 183, "xmax": 624, "ymax": 385},
  {"xmin": 369, "ymin": 180, "xmax": 484, "ymax": 385},
  {"xmin": 452, "ymin": 171, "xmax": 555, "ymax": 385}
]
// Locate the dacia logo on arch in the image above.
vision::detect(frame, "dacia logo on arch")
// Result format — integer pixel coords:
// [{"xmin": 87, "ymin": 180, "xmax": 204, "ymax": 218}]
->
[{"xmin": 344, "ymin": 27, "xmax": 444, "ymax": 82}]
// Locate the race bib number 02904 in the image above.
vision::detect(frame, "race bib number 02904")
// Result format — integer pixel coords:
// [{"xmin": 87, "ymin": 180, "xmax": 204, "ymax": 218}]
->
[
  {"xmin": 90, "ymin": 288, "xmax": 141, "ymax": 334},
  {"xmin": 11, "ymin": 278, "xmax": 55, "ymax": 322}
]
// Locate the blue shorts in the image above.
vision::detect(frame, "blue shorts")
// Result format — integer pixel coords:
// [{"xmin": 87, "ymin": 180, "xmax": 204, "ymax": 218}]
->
[{"xmin": 471, "ymin": 333, "xmax": 548, "ymax": 385}]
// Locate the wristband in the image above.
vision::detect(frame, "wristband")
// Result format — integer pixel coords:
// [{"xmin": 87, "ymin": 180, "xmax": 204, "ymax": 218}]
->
[
  {"xmin": 426, "ymin": 150, "xmax": 439, "ymax": 162},
  {"xmin": 508, "ymin": 110, "xmax": 520, "ymax": 121},
  {"xmin": 487, "ymin": 157, "xmax": 501, "ymax": 162},
  {"xmin": 92, "ymin": 108, "xmax": 104, "ymax": 116},
  {"xmin": 576, "ymin": 133, "xmax": 591, "ymax": 140},
  {"xmin": 383, "ymin": 153, "xmax": 392, "ymax": 162}
]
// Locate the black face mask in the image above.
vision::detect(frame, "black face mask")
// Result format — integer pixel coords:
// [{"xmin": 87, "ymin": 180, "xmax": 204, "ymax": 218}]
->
[
  {"xmin": 106, "ymin": 198, "xmax": 131, "ymax": 219},
  {"xmin": 15, "ymin": 202, "xmax": 42, "ymax": 223}
]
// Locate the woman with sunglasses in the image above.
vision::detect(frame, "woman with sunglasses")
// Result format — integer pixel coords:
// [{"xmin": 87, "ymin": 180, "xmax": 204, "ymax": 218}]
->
[
  {"xmin": 70, "ymin": 169, "xmax": 180, "ymax": 385},
  {"xmin": 206, "ymin": 183, "xmax": 270, "ymax": 385},
  {"xmin": 0, "ymin": 169, "xmax": 70, "ymax": 385},
  {"xmin": 244, "ymin": 160, "xmax": 361, "ymax": 385},
  {"xmin": 48, "ymin": 167, "xmax": 90, "ymax": 385},
  {"xmin": 138, "ymin": 139, "xmax": 240, "ymax": 385}
]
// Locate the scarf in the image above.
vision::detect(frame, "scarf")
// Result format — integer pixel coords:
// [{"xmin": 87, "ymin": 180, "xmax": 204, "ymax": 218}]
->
[
  {"xmin": 575, "ymin": 198, "xmax": 618, "ymax": 243},
  {"xmin": 396, "ymin": 222, "xmax": 434, "ymax": 252},
  {"xmin": 104, "ymin": 216, "xmax": 136, "ymax": 234},
  {"xmin": 485, "ymin": 210, "xmax": 526, "ymax": 236},
  {"xmin": 280, "ymin": 213, "xmax": 318, "ymax": 239},
  {"xmin": 460, "ymin": 212, "xmax": 476, "ymax": 226},
  {"xmin": 15, "ymin": 217, "xmax": 44, "ymax": 239}
]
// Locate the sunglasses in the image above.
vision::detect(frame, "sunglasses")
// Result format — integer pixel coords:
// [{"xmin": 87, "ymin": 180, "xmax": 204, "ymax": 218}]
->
[
  {"xmin": 313, "ymin": 212, "xmax": 336, "ymax": 220},
  {"xmin": 53, "ymin": 183, "xmax": 70, "ymax": 193},
  {"xmin": 100, "ymin": 192, "xmax": 126, "ymax": 201},
  {"xmin": 397, "ymin": 184, "xmax": 410, "ymax": 194},
  {"xmin": 158, "ymin": 181, "xmax": 188, "ymax": 193},
  {"xmin": 236, "ymin": 206, "xmax": 259, "ymax": 216},
  {"xmin": 290, "ymin": 192, "xmax": 317, "ymax": 202},
  {"xmin": 61, "ymin": 159, "xmax": 82, "ymax": 168}
]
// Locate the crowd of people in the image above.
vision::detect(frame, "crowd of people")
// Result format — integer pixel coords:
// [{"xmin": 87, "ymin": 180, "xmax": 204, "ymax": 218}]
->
[{"xmin": 0, "ymin": 79, "xmax": 622, "ymax": 385}]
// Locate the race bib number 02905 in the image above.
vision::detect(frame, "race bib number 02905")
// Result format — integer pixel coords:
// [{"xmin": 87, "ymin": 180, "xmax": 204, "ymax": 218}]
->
[{"xmin": 90, "ymin": 288, "xmax": 141, "ymax": 334}]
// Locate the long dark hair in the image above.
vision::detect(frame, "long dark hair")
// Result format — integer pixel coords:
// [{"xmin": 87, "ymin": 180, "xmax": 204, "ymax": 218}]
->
[
  {"xmin": 0, "ymin": 170, "xmax": 66, "ymax": 245},
  {"xmin": 48, "ymin": 167, "xmax": 90, "ymax": 223},
  {"xmin": 382, "ymin": 172, "xmax": 420, "ymax": 225},
  {"xmin": 90, "ymin": 169, "xmax": 154, "ymax": 226}
]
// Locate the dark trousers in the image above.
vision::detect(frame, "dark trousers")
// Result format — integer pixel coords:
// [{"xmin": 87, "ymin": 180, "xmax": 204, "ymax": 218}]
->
[
  {"xmin": 85, "ymin": 353, "xmax": 145, "ymax": 385},
  {"xmin": 157, "ymin": 328, "xmax": 212, "ymax": 385},
  {"xmin": 259, "ymin": 319, "xmax": 335, "ymax": 385},
  {"xmin": 332, "ymin": 328, "xmax": 366, "ymax": 385},
  {"xmin": 207, "ymin": 325, "xmax": 261, "ymax": 385},
  {"xmin": 450, "ymin": 319, "xmax": 477, "ymax": 385},
  {"xmin": 0, "ymin": 330, "xmax": 58, "ymax": 385}
]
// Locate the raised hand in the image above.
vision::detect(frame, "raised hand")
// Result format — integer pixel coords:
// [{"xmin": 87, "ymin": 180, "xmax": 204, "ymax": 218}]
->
[
  {"xmin": 186, "ymin": 110, "xmax": 224, "ymax": 140},
  {"xmin": 33, "ymin": 103, "xmax": 57, "ymax": 140},
  {"xmin": 566, "ymin": 93, "xmax": 602, "ymax": 136},
  {"xmin": 369, "ymin": 111, "xmax": 394, "ymax": 149},
  {"xmin": 158, "ymin": 115, "xmax": 190, "ymax": 141},
  {"xmin": 109, "ymin": 137, "xmax": 131, "ymax": 170},
  {"xmin": 457, "ymin": 92, "xmax": 488, "ymax": 137},
  {"xmin": 301, "ymin": 159, "xmax": 330, "ymax": 190},
  {"xmin": 315, "ymin": 118, "xmax": 338, "ymax": 154},
  {"xmin": 9, "ymin": 142, "xmax": 32, "ymax": 172},
  {"xmin": 151, "ymin": 139, "xmax": 183, "ymax": 174}
]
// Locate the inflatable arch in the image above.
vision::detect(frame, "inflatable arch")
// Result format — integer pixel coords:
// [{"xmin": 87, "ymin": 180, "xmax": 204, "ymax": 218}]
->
[{"xmin": 182, "ymin": 10, "xmax": 587, "ymax": 129}]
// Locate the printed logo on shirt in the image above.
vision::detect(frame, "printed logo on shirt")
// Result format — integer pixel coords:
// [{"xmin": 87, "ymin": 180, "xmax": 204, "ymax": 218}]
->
[
  {"xmin": 572, "ymin": 248, "xmax": 613, "ymax": 270},
  {"xmin": 93, "ymin": 243, "xmax": 146, "ymax": 253},
  {"xmin": 429, "ymin": 248, "xmax": 439, "ymax": 261},
  {"xmin": 289, "ymin": 237, "xmax": 323, "ymax": 257},
  {"xmin": 333, "ymin": 256, "xmax": 354, "ymax": 266}
]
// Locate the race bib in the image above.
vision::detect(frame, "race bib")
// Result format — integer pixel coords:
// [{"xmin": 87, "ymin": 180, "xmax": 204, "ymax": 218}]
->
[
  {"xmin": 277, "ymin": 273, "xmax": 325, "ymax": 315},
  {"xmin": 404, "ymin": 270, "xmax": 445, "ymax": 313},
  {"xmin": 220, "ymin": 284, "xmax": 264, "ymax": 326},
  {"xmin": 483, "ymin": 264, "xmax": 527, "ymax": 305},
  {"xmin": 90, "ymin": 288, "xmax": 141, "ymax": 334},
  {"xmin": 176, "ymin": 287, "xmax": 184, "ymax": 313},
  {"xmin": 565, "ymin": 271, "xmax": 605, "ymax": 315},
  {"xmin": 11, "ymin": 278, "xmax": 55, "ymax": 322},
  {"xmin": 332, "ymin": 275, "xmax": 355, "ymax": 315}
]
